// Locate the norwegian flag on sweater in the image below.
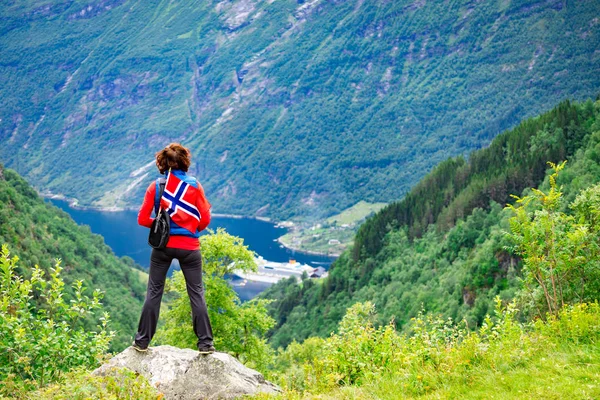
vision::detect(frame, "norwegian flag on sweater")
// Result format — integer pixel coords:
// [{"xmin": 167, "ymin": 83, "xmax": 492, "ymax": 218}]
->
[{"xmin": 160, "ymin": 171, "xmax": 202, "ymax": 234}]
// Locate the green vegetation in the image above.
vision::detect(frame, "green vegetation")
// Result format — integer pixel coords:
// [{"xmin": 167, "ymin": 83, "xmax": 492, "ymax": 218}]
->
[
  {"xmin": 278, "ymin": 226, "xmax": 354, "ymax": 257},
  {"xmin": 0, "ymin": 230, "xmax": 274, "ymax": 397},
  {"xmin": 278, "ymin": 201, "xmax": 386, "ymax": 255},
  {"xmin": 155, "ymin": 228, "xmax": 275, "ymax": 370},
  {"xmin": 130, "ymin": 267, "xmax": 148, "ymax": 286},
  {"xmin": 257, "ymin": 301, "xmax": 600, "ymax": 399},
  {"xmin": 0, "ymin": 164, "xmax": 145, "ymax": 351},
  {"xmin": 507, "ymin": 162, "xmax": 600, "ymax": 317},
  {"xmin": 1, "ymin": 1, "xmax": 599, "ymax": 219},
  {"xmin": 255, "ymin": 146, "xmax": 600, "ymax": 399},
  {"xmin": 32, "ymin": 368, "xmax": 158, "ymax": 400},
  {"xmin": 0, "ymin": 246, "xmax": 113, "ymax": 396},
  {"xmin": 0, "ymin": 229, "xmax": 276, "ymax": 397},
  {"xmin": 261, "ymin": 99, "xmax": 600, "ymax": 349},
  {"xmin": 352, "ymin": 99, "xmax": 596, "ymax": 260},
  {"xmin": 325, "ymin": 202, "xmax": 387, "ymax": 226},
  {"xmin": 2, "ymin": 99, "xmax": 600, "ymax": 399}
]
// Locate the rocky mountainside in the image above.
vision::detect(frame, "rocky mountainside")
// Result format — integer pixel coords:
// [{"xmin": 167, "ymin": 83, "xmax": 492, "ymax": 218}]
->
[{"xmin": 1, "ymin": 0, "xmax": 599, "ymax": 218}]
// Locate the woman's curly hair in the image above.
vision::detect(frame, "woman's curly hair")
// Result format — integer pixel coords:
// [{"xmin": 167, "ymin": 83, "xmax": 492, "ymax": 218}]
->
[{"xmin": 155, "ymin": 143, "xmax": 192, "ymax": 174}]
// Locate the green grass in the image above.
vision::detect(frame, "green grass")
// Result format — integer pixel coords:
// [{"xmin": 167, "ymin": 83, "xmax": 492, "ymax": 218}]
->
[
  {"xmin": 278, "ymin": 202, "xmax": 385, "ymax": 255},
  {"xmin": 254, "ymin": 303, "xmax": 600, "ymax": 400},
  {"xmin": 177, "ymin": 30, "xmax": 193, "ymax": 39},
  {"xmin": 278, "ymin": 226, "xmax": 354, "ymax": 256},
  {"xmin": 324, "ymin": 345, "xmax": 600, "ymax": 399},
  {"xmin": 326, "ymin": 201, "xmax": 387, "ymax": 226}
]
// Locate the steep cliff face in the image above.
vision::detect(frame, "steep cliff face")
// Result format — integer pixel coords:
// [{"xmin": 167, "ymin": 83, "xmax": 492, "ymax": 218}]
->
[{"xmin": 1, "ymin": 0, "xmax": 599, "ymax": 218}]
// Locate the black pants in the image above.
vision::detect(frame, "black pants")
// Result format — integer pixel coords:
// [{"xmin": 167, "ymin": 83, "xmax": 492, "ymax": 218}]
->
[{"xmin": 134, "ymin": 248, "xmax": 213, "ymax": 348}]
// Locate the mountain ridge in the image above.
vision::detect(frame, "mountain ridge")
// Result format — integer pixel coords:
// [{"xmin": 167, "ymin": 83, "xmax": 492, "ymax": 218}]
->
[
  {"xmin": 1, "ymin": 0, "xmax": 599, "ymax": 218},
  {"xmin": 260, "ymin": 97, "xmax": 600, "ymax": 348}
]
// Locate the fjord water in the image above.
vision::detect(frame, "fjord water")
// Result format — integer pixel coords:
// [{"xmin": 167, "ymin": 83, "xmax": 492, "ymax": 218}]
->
[{"xmin": 49, "ymin": 199, "xmax": 334, "ymax": 300}]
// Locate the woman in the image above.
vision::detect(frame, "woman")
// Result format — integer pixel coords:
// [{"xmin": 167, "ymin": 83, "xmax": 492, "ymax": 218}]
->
[{"xmin": 133, "ymin": 143, "xmax": 215, "ymax": 354}]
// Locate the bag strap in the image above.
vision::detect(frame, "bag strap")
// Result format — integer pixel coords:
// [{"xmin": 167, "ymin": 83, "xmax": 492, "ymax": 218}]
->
[{"xmin": 154, "ymin": 177, "xmax": 167, "ymax": 216}]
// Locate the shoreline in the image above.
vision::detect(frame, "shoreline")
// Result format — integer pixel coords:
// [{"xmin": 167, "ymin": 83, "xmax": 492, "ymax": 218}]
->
[
  {"xmin": 41, "ymin": 191, "xmax": 334, "ymax": 258},
  {"xmin": 275, "ymin": 237, "xmax": 341, "ymax": 258},
  {"xmin": 40, "ymin": 192, "xmax": 270, "ymax": 221}
]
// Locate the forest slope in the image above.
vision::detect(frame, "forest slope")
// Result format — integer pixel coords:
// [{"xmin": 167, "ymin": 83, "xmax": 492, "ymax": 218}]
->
[
  {"xmin": 0, "ymin": 164, "xmax": 145, "ymax": 350},
  {"xmin": 261, "ymin": 98, "xmax": 600, "ymax": 348},
  {"xmin": 1, "ymin": 0, "xmax": 599, "ymax": 218}
]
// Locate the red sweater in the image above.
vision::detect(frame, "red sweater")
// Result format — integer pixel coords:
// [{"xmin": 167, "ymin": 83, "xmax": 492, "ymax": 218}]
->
[{"xmin": 137, "ymin": 180, "xmax": 211, "ymax": 250}]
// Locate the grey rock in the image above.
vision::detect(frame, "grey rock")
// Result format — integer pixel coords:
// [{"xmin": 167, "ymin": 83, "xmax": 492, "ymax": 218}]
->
[{"xmin": 93, "ymin": 345, "xmax": 281, "ymax": 399}]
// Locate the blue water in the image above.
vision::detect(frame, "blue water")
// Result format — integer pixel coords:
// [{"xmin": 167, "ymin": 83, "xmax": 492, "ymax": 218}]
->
[{"xmin": 48, "ymin": 199, "xmax": 335, "ymax": 299}]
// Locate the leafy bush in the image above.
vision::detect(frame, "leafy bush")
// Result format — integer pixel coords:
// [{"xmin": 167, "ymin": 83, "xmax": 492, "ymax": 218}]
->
[
  {"xmin": 536, "ymin": 302, "xmax": 600, "ymax": 345},
  {"xmin": 0, "ymin": 245, "xmax": 113, "ymax": 396},
  {"xmin": 262, "ymin": 299, "xmax": 600, "ymax": 399},
  {"xmin": 507, "ymin": 162, "xmax": 600, "ymax": 316},
  {"xmin": 31, "ymin": 367, "xmax": 158, "ymax": 400},
  {"xmin": 154, "ymin": 229, "xmax": 275, "ymax": 371}
]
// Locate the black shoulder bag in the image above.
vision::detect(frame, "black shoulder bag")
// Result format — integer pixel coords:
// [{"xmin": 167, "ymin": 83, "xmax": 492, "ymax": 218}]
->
[{"xmin": 148, "ymin": 177, "xmax": 170, "ymax": 249}]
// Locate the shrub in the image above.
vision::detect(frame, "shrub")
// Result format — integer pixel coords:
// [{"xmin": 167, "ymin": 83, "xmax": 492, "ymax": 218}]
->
[
  {"xmin": 154, "ymin": 229, "xmax": 275, "ymax": 371},
  {"xmin": 265, "ymin": 298, "xmax": 600, "ymax": 398},
  {"xmin": 0, "ymin": 245, "xmax": 113, "ymax": 396},
  {"xmin": 31, "ymin": 367, "xmax": 158, "ymax": 400},
  {"xmin": 506, "ymin": 162, "xmax": 600, "ymax": 316},
  {"xmin": 536, "ymin": 302, "xmax": 600, "ymax": 345}
]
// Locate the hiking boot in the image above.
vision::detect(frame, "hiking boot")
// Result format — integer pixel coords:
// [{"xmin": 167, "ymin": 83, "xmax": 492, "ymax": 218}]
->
[
  {"xmin": 132, "ymin": 342, "xmax": 148, "ymax": 352},
  {"xmin": 198, "ymin": 345, "xmax": 215, "ymax": 355}
]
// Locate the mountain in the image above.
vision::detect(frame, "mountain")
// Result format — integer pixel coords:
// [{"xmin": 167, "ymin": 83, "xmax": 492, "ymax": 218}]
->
[
  {"xmin": 1, "ymin": 0, "xmax": 599, "ymax": 219},
  {"xmin": 260, "ymin": 98, "xmax": 600, "ymax": 348},
  {"xmin": 0, "ymin": 163, "xmax": 146, "ymax": 350}
]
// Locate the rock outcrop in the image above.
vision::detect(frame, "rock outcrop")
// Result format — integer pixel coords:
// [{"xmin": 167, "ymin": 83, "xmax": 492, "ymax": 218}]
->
[{"xmin": 94, "ymin": 345, "xmax": 280, "ymax": 399}]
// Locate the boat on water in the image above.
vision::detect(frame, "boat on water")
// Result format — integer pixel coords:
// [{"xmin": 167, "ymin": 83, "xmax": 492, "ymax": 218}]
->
[{"xmin": 232, "ymin": 256, "xmax": 327, "ymax": 284}]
